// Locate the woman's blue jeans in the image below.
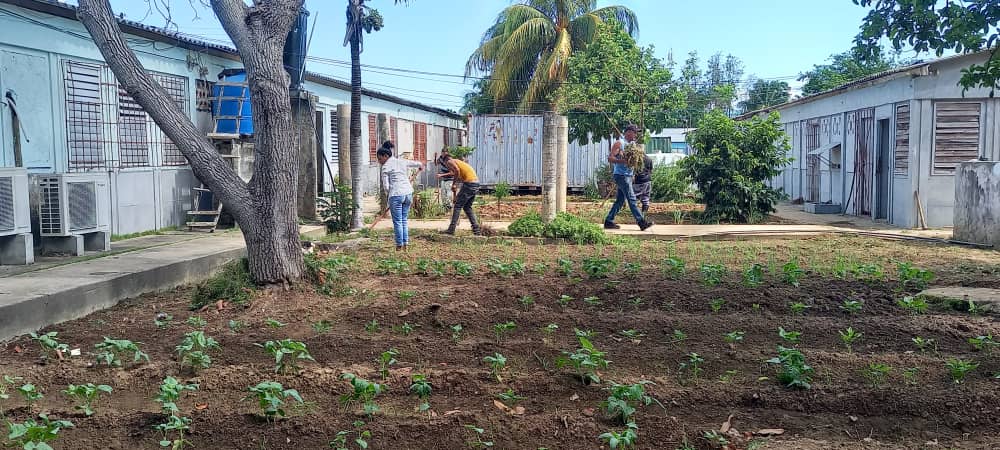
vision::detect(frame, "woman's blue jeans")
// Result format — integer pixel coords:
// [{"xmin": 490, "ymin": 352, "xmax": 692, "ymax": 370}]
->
[{"xmin": 388, "ymin": 194, "xmax": 413, "ymax": 246}]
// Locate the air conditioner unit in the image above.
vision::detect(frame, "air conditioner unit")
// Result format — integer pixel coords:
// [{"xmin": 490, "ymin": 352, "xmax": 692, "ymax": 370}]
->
[
  {"xmin": 0, "ymin": 167, "xmax": 30, "ymax": 237},
  {"xmin": 35, "ymin": 172, "xmax": 111, "ymax": 237}
]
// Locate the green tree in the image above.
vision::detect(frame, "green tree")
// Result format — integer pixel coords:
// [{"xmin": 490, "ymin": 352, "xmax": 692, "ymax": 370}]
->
[
  {"xmin": 465, "ymin": 0, "xmax": 638, "ymax": 113},
  {"xmin": 739, "ymin": 79, "xmax": 791, "ymax": 113},
  {"xmin": 673, "ymin": 51, "xmax": 743, "ymax": 126},
  {"xmin": 679, "ymin": 111, "xmax": 791, "ymax": 223},
  {"xmin": 798, "ymin": 47, "xmax": 902, "ymax": 95},
  {"xmin": 556, "ymin": 21, "xmax": 683, "ymax": 144},
  {"xmin": 853, "ymin": 0, "xmax": 1000, "ymax": 93},
  {"xmin": 460, "ymin": 79, "xmax": 495, "ymax": 115}
]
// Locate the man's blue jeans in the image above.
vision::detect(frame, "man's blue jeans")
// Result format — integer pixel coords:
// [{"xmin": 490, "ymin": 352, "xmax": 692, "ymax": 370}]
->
[
  {"xmin": 389, "ymin": 194, "xmax": 413, "ymax": 246},
  {"xmin": 605, "ymin": 174, "xmax": 644, "ymax": 224}
]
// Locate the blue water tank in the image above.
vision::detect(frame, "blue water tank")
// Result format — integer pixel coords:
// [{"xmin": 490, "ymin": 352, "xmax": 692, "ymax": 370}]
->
[{"xmin": 211, "ymin": 69, "xmax": 253, "ymax": 135}]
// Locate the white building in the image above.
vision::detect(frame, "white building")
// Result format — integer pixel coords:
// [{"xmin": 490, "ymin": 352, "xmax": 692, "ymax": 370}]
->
[{"xmin": 740, "ymin": 51, "xmax": 1000, "ymax": 228}]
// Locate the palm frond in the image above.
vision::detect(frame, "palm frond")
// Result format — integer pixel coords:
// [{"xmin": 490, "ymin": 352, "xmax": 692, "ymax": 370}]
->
[
  {"xmin": 497, "ymin": 17, "xmax": 555, "ymax": 68},
  {"xmin": 568, "ymin": 13, "xmax": 600, "ymax": 49},
  {"xmin": 590, "ymin": 5, "xmax": 639, "ymax": 36}
]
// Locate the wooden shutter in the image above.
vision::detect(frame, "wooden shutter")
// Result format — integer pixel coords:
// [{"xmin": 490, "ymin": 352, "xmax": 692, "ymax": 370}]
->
[
  {"xmin": 412, "ymin": 122, "xmax": 427, "ymax": 161},
  {"xmin": 329, "ymin": 111, "xmax": 339, "ymax": 166},
  {"xmin": 894, "ymin": 103, "xmax": 909, "ymax": 175},
  {"xmin": 933, "ymin": 102, "xmax": 981, "ymax": 174},
  {"xmin": 390, "ymin": 117, "xmax": 397, "ymax": 145},
  {"xmin": 368, "ymin": 114, "xmax": 377, "ymax": 162}
]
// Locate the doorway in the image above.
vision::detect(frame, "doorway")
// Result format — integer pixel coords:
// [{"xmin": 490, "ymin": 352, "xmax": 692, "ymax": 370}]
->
[{"xmin": 875, "ymin": 118, "xmax": 891, "ymax": 220}]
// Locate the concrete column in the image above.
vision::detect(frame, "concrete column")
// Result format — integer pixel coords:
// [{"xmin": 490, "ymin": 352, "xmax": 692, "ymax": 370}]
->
[
  {"xmin": 554, "ymin": 114, "xmax": 569, "ymax": 213},
  {"xmin": 376, "ymin": 113, "xmax": 389, "ymax": 212},
  {"xmin": 336, "ymin": 104, "xmax": 351, "ymax": 185},
  {"xmin": 953, "ymin": 161, "xmax": 1000, "ymax": 247},
  {"xmin": 541, "ymin": 112, "xmax": 558, "ymax": 222},
  {"xmin": 293, "ymin": 91, "xmax": 318, "ymax": 220},
  {"xmin": 0, "ymin": 233, "xmax": 34, "ymax": 265}
]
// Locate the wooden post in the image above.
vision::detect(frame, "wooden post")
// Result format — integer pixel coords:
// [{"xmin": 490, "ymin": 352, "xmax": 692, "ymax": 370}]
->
[
  {"xmin": 377, "ymin": 113, "xmax": 389, "ymax": 212},
  {"xmin": 541, "ymin": 112, "xmax": 558, "ymax": 221},
  {"xmin": 555, "ymin": 114, "xmax": 568, "ymax": 213},
  {"xmin": 293, "ymin": 91, "xmax": 318, "ymax": 220},
  {"xmin": 337, "ymin": 104, "xmax": 351, "ymax": 185}
]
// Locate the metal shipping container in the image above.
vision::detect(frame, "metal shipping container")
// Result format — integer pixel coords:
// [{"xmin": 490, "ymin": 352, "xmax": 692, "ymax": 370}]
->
[{"xmin": 467, "ymin": 115, "xmax": 610, "ymax": 189}]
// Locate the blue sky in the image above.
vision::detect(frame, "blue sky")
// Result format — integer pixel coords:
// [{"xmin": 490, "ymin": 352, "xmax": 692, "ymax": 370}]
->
[{"xmin": 105, "ymin": 1, "xmax": 890, "ymax": 111}]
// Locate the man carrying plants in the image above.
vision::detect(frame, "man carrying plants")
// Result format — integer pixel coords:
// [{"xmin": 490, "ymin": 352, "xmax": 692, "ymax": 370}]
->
[
  {"xmin": 632, "ymin": 153, "xmax": 654, "ymax": 214},
  {"xmin": 605, "ymin": 124, "xmax": 653, "ymax": 231},
  {"xmin": 376, "ymin": 142, "xmax": 424, "ymax": 251},
  {"xmin": 437, "ymin": 153, "xmax": 482, "ymax": 235}
]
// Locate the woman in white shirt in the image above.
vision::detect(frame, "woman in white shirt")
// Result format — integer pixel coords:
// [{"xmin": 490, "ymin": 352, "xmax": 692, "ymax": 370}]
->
[{"xmin": 376, "ymin": 142, "xmax": 423, "ymax": 250}]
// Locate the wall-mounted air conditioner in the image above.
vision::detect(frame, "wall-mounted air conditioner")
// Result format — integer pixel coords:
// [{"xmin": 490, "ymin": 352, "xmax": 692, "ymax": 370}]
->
[
  {"xmin": 0, "ymin": 167, "xmax": 30, "ymax": 237},
  {"xmin": 35, "ymin": 172, "xmax": 110, "ymax": 237}
]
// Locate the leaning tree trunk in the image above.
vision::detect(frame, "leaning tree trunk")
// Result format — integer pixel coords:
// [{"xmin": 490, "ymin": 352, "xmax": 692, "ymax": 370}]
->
[
  {"xmin": 77, "ymin": 0, "xmax": 305, "ymax": 284},
  {"xmin": 349, "ymin": 36, "xmax": 365, "ymax": 230}
]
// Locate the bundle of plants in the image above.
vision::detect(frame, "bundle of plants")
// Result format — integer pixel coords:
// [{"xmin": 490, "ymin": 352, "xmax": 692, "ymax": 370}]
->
[{"xmin": 621, "ymin": 142, "xmax": 646, "ymax": 173}]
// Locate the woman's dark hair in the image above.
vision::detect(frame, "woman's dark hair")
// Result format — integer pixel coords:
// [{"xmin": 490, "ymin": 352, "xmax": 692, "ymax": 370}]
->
[
  {"xmin": 381, "ymin": 140, "xmax": 395, "ymax": 150},
  {"xmin": 376, "ymin": 147, "xmax": 392, "ymax": 159}
]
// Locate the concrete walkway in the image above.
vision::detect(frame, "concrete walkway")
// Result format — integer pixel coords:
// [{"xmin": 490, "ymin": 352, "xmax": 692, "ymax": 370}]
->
[{"xmin": 772, "ymin": 203, "xmax": 952, "ymax": 239}]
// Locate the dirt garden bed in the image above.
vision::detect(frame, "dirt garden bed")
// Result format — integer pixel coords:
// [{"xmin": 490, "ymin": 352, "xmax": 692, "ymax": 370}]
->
[
  {"xmin": 473, "ymin": 199, "xmax": 793, "ymax": 226},
  {"xmin": 0, "ymin": 235, "xmax": 998, "ymax": 449}
]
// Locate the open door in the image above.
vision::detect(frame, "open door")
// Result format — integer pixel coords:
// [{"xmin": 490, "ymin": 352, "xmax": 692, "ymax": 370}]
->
[{"xmin": 875, "ymin": 119, "xmax": 891, "ymax": 220}]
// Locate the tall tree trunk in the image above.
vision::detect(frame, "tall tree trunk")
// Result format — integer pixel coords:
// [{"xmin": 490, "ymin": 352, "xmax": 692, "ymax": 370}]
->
[
  {"xmin": 349, "ymin": 36, "xmax": 365, "ymax": 230},
  {"xmin": 76, "ymin": 0, "xmax": 305, "ymax": 284}
]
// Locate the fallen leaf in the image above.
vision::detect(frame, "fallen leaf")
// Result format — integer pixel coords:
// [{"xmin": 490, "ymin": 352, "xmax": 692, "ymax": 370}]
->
[
  {"xmin": 493, "ymin": 400, "xmax": 511, "ymax": 413},
  {"xmin": 216, "ymin": 300, "xmax": 228, "ymax": 311},
  {"xmin": 582, "ymin": 408, "xmax": 595, "ymax": 417},
  {"xmin": 512, "ymin": 406, "xmax": 525, "ymax": 416},
  {"xmin": 443, "ymin": 410, "xmax": 462, "ymax": 416},
  {"xmin": 196, "ymin": 403, "xmax": 208, "ymax": 410},
  {"xmin": 397, "ymin": 310, "xmax": 410, "ymax": 317},
  {"xmin": 721, "ymin": 414, "xmax": 734, "ymax": 433},
  {"xmin": 13, "ymin": 345, "xmax": 22, "ymax": 353},
  {"xmin": 756, "ymin": 428, "xmax": 785, "ymax": 436},
  {"xmin": 569, "ymin": 393, "xmax": 580, "ymax": 401}
]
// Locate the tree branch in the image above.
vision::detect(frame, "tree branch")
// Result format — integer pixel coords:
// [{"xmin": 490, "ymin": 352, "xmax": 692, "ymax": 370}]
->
[
  {"xmin": 77, "ymin": 0, "xmax": 252, "ymax": 218},
  {"xmin": 209, "ymin": 0, "xmax": 253, "ymax": 51}
]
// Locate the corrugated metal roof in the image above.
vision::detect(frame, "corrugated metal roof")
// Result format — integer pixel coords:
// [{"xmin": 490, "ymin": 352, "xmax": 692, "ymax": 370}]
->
[{"xmin": 0, "ymin": 0, "xmax": 462, "ymax": 120}]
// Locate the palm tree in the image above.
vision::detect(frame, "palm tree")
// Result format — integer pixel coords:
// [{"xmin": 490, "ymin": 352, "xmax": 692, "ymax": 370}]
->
[
  {"xmin": 343, "ymin": 0, "xmax": 407, "ymax": 229},
  {"xmin": 466, "ymin": 0, "xmax": 638, "ymax": 113}
]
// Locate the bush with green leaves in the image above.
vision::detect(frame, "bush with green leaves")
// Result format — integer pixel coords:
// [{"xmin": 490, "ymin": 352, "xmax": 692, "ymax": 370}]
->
[
  {"xmin": 679, "ymin": 110, "xmax": 791, "ymax": 223},
  {"xmin": 375, "ymin": 258, "xmax": 409, "ymax": 275},
  {"xmin": 582, "ymin": 256, "xmax": 618, "ymax": 279},
  {"xmin": 17, "ymin": 383, "xmax": 43, "ymax": 410},
  {"xmin": 542, "ymin": 212, "xmax": 609, "ymax": 244},
  {"xmin": 946, "ymin": 358, "xmax": 978, "ymax": 384},
  {"xmin": 599, "ymin": 421, "xmax": 639, "ymax": 450},
  {"xmin": 557, "ymin": 337, "xmax": 610, "ymax": 384},
  {"xmin": 318, "ymin": 180, "xmax": 353, "ymax": 232},
  {"xmin": 94, "ymin": 337, "xmax": 149, "ymax": 368},
  {"xmin": 175, "ymin": 331, "xmax": 220, "ymax": 373},
  {"xmin": 155, "ymin": 376, "xmax": 198, "ymax": 416},
  {"xmin": 191, "ymin": 258, "xmax": 253, "ymax": 309},
  {"xmin": 6, "ymin": 413, "xmax": 74, "ymax": 450},
  {"xmin": 782, "ymin": 260, "xmax": 805, "ymax": 286},
  {"xmin": 742, "ymin": 263, "xmax": 765, "ymax": 287},
  {"xmin": 30, "ymin": 332, "xmax": 69, "ymax": 360},
  {"xmin": 602, "ymin": 381, "xmax": 659, "ymax": 424},
  {"xmin": 897, "ymin": 296, "xmax": 929, "ymax": 315},
  {"xmin": 699, "ymin": 263, "xmax": 726, "ymax": 286},
  {"xmin": 339, "ymin": 373, "xmax": 384, "ymax": 417},
  {"xmin": 766, "ymin": 346, "xmax": 813, "ymax": 389},
  {"xmin": 663, "ymin": 257, "xmax": 685, "ymax": 278},
  {"xmin": 650, "ymin": 164, "xmax": 689, "ymax": 202},
  {"xmin": 243, "ymin": 381, "xmax": 303, "ymax": 421},
  {"xmin": 63, "ymin": 383, "xmax": 112, "ymax": 416},
  {"xmin": 409, "ymin": 374, "xmax": 432, "ymax": 412},
  {"xmin": 897, "ymin": 262, "xmax": 934, "ymax": 290},
  {"xmin": 256, "ymin": 339, "xmax": 315, "ymax": 374}
]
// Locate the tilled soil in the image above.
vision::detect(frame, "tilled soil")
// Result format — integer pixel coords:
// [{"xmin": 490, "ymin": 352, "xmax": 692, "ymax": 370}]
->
[{"xmin": 1, "ymin": 241, "xmax": 999, "ymax": 450}]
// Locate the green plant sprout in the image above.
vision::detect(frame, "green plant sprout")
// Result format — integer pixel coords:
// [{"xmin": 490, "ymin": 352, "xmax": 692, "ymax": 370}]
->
[
  {"xmin": 622, "ymin": 262, "xmax": 642, "ymax": 279},
  {"xmin": 452, "ymin": 260, "xmax": 475, "ymax": 277},
  {"xmin": 912, "ymin": 336, "xmax": 937, "ymax": 353},
  {"xmin": 599, "ymin": 422, "xmax": 639, "ymax": 450},
  {"xmin": 312, "ymin": 320, "xmax": 333, "ymax": 334},
  {"xmin": 185, "ymin": 316, "xmax": 207, "ymax": 328},
  {"xmin": 496, "ymin": 388, "xmax": 525, "ymax": 406},
  {"xmin": 493, "ymin": 321, "xmax": 516, "ymax": 343},
  {"xmin": 464, "ymin": 425, "xmax": 495, "ymax": 449},
  {"xmin": 700, "ymin": 263, "xmax": 726, "ymax": 286},
  {"xmin": 264, "ymin": 318, "xmax": 287, "ymax": 328},
  {"xmin": 718, "ymin": 370, "xmax": 739, "ymax": 384},
  {"xmin": 966, "ymin": 300, "xmax": 983, "ymax": 316},
  {"xmin": 175, "ymin": 331, "xmax": 220, "ymax": 373},
  {"xmin": 628, "ymin": 297, "xmax": 644, "ymax": 309},
  {"xmin": 63, "ymin": 383, "xmax": 112, "ymax": 416},
  {"xmin": 555, "ymin": 258, "xmax": 574, "ymax": 276},
  {"xmin": 767, "ymin": 346, "xmax": 813, "ymax": 389},
  {"xmin": 902, "ymin": 367, "xmax": 919, "ymax": 386},
  {"xmin": 483, "ymin": 353, "xmax": 507, "ymax": 383},
  {"xmin": 243, "ymin": 381, "xmax": 303, "ymax": 421},
  {"xmin": 853, "ymin": 263, "xmax": 885, "ymax": 283},
  {"xmin": 743, "ymin": 263, "xmax": 765, "ymax": 287},
  {"xmin": 7, "ymin": 413, "xmax": 74, "ymax": 450},
  {"xmin": 154, "ymin": 376, "xmax": 198, "ymax": 416},
  {"xmin": 542, "ymin": 324, "xmax": 559, "ymax": 334},
  {"xmin": 619, "ymin": 329, "xmax": 645, "ymax": 339},
  {"xmin": 395, "ymin": 322, "xmax": 417, "ymax": 336},
  {"xmin": 582, "ymin": 257, "xmax": 618, "ymax": 279},
  {"xmin": 897, "ymin": 262, "xmax": 934, "ymax": 290},
  {"xmin": 602, "ymin": 381, "xmax": 660, "ymax": 424},
  {"xmin": 778, "ymin": 327, "xmax": 802, "ymax": 344},
  {"xmin": 897, "ymin": 296, "xmax": 929, "ymax": 315},
  {"xmin": 840, "ymin": 299, "xmax": 864, "ymax": 314},
  {"xmin": 518, "ymin": 296, "xmax": 535, "ymax": 310},
  {"xmin": 678, "ymin": 353, "xmax": 704, "ymax": 380},
  {"xmin": 574, "ymin": 328, "xmax": 596, "ymax": 339},
  {"xmin": 557, "ymin": 337, "xmax": 610, "ymax": 384},
  {"xmin": 29, "ymin": 332, "xmax": 69, "ymax": 360},
  {"xmin": 256, "ymin": 339, "xmax": 315, "ymax": 374},
  {"xmin": 945, "ymin": 358, "xmax": 978, "ymax": 384},
  {"xmin": 375, "ymin": 258, "xmax": 409, "ymax": 275},
  {"xmin": 663, "ymin": 257, "xmax": 685, "ymax": 278},
  {"xmin": 556, "ymin": 294, "xmax": 574, "ymax": 308},
  {"xmin": 863, "ymin": 362, "xmax": 892, "ymax": 388},
  {"xmin": 709, "ymin": 298, "xmax": 725, "ymax": 313},
  {"xmin": 724, "ymin": 331, "xmax": 745, "ymax": 347},
  {"xmin": 329, "ymin": 421, "xmax": 372, "ymax": 450},
  {"xmin": 409, "ymin": 374, "xmax": 432, "ymax": 412},
  {"xmin": 532, "ymin": 262, "xmax": 549, "ymax": 274},
  {"xmin": 839, "ymin": 327, "xmax": 863, "ymax": 353},
  {"xmin": 398, "ymin": 290, "xmax": 417, "ymax": 303},
  {"xmin": 788, "ymin": 302, "xmax": 811, "ymax": 315},
  {"xmin": 155, "ymin": 414, "xmax": 192, "ymax": 450},
  {"xmin": 227, "ymin": 320, "xmax": 245, "ymax": 334},
  {"xmin": 670, "ymin": 329, "xmax": 688, "ymax": 345},
  {"xmin": 339, "ymin": 373, "xmax": 384, "ymax": 417},
  {"xmin": 0, "ymin": 375, "xmax": 23, "ymax": 417},
  {"xmin": 378, "ymin": 349, "xmax": 400, "ymax": 380},
  {"xmin": 968, "ymin": 334, "xmax": 999, "ymax": 356},
  {"xmin": 17, "ymin": 383, "xmax": 43, "ymax": 410},
  {"xmin": 782, "ymin": 260, "xmax": 805, "ymax": 286},
  {"xmin": 450, "ymin": 324, "xmax": 464, "ymax": 342},
  {"xmin": 155, "ymin": 313, "xmax": 174, "ymax": 329},
  {"xmin": 364, "ymin": 319, "xmax": 380, "ymax": 333},
  {"xmin": 94, "ymin": 337, "xmax": 149, "ymax": 367}
]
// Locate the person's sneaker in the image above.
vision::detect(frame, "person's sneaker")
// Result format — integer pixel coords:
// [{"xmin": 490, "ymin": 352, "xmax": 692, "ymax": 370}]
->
[
  {"xmin": 604, "ymin": 222, "xmax": 621, "ymax": 230},
  {"xmin": 641, "ymin": 205, "xmax": 649, "ymax": 213},
  {"xmin": 640, "ymin": 219, "xmax": 654, "ymax": 231},
  {"xmin": 440, "ymin": 229, "xmax": 456, "ymax": 235}
]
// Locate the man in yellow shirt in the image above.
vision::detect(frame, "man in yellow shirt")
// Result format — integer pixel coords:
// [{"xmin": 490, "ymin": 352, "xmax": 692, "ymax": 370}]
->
[{"xmin": 436, "ymin": 154, "xmax": 481, "ymax": 235}]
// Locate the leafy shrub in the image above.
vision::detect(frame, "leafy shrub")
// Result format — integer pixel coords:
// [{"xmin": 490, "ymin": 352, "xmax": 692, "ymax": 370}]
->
[
  {"xmin": 318, "ymin": 181, "xmax": 353, "ymax": 233},
  {"xmin": 766, "ymin": 346, "xmax": 813, "ymax": 389},
  {"xmin": 543, "ymin": 212, "xmax": 609, "ymax": 244},
  {"xmin": 411, "ymin": 189, "xmax": 445, "ymax": 219},
  {"xmin": 649, "ymin": 164, "xmax": 688, "ymax": 202},
  {"xmin": 493, "ymin": 181, "xmax": 512, "ymax": 204},
  {"xmin": 507, "ymin": 212, "xmax": 546, "ymax": 237},
  {"xmin": 680, "ymin": 110, "xmax": 791, "ymax": 223},
  {"xmin": 191, "ymin": 258, "xmax": 254, "ymax": 309}
]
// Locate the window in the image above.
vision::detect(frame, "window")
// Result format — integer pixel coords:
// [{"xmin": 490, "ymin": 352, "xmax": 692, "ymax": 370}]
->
[
  {"xmin": 64, "ymin": 61, "xmax": 107, "ymax": 169},
  {"xmin": 117, "ymin": 87, "xmax": 149, "ymax": 167},
  {"xmin": 894, "ymin": 103, "xmax": 909, "ymax": 176},
  {"xmin": 368, "ymin": 114, "xmax": 378, "ymax": 162},
  {"xmin": 150, "ymin": 72, "xmax": 189, "ymax": 166},
  {"xmin": 933, "ymin": 102, "xmax": 981, "ymax": 174},
  {"xmin": 412, "ymin": 122, "xmax": 427, "ymax": 161},
  {"xmin": 195, "ymin": 79, "xmax": 215, "ymax": 113}
]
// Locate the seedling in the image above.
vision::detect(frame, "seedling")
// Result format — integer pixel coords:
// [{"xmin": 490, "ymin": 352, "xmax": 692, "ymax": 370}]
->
[
  {"xmin": 155, "ymin": 313, "xmax": 174, "ymax": 329},
  {"xmin": 743, "ymin": 263, "xmax": 765, "ymax": 287},
  {"xmin": 155, "ymin": 414, "xmax": 192, "ymax": 450},
  {"xmin": 227, "ymin": 320, "xmax": 246, "ymax": 334},
  {"xmin": 619, "ymin": 329, "xmax": 644, "ymax": 339},
  {"xmin": 243, "ymin": 381, "xmax": 303, "ymax": 421},
  {"xmin": 897, "ymin": 296, "xmax": 929, "ymax": 315},
  {"xmin": 703, "ymin": 430, "xmax": 729, "ymax": 448},
  {"xmin": 602, "ymin": 381, "xmax": 659, "ymax": 424},
  {"xmin": 574, "ymin": 328, "xmax": 596, "ymax": 339},
  {"xmin": 409, "ymin": 374, "xmax": 432, "ymax": 412},
  {"xmin": 518, "ymin": 295, "xmax": 535, "ymax": 310},
  {"xmin": 558, "ymin": 337, "xmax": 610, "ymax": 384},
  {"xmin": 839, "ymin": 327, "xmax": 862, "ymax": 353},
  {"xmin": 723, "ymin": 331, "xmax": 745, "ymax": 347},
  {"xmin": 582, "ymin": 257, "xmax": 618, "ymax": 279},
  {"xmin": 778, "ymin": 327, "xmax": 801, "ymax": 344},
  {"xmin": 556, "ymin": 258, "xmax": 574, "ymax": 276},
  {"xmin": 364, "ymin": 319, "xmax": 380, "ymax": 333},
  {"xmin": 155, "ymin": 376, "xmax": 198, "ymax": 416},
  {"xmin": 832, "ymin": 259, "xmax": 850, "ymax": 279},
  {"xmin": 532, "ymin": 262, "xmax": 549, "ymax": 274},
  {"xmin": 788, "ymin": 302, "xmax": 811, "ymax": 315},
  {"xmin": 902, "ymin": 367, "xmax": 919, "ymax": 386},
  {"xmin": 6, "ymin": 414, "xmax": 74, "ymax": 450},
  {"xmin": 375, "ymin": 258, "xmax": 409, "ymax": 275},
  {"xmin": 398, "ymin": 290, "xmax": 417, "ymax": 304},
  {"xmin": 452, "ymin": 261, "xmax": 474, "ymax": 277},
  {"xmin": 30, "ymin": 332, "xmax": 69, "ymax": 360},
  {"xmin": 678, "ymin": 353, "xmax": 704, "ymax": 380},
  {"xmin": 670, "ymin": 329, "xmax": 688, "ymax": 345},
  {"xmin": 63, "ymin": 383, "xmax": 112, "ymax": 416},
  {"xmin": 185, "ymin": 316, "xmax": 207, "ymax": 328},
  {"xmin": 256, "ymin": 339, "xmax": 315, "ymax": 374},
  {"xmin": 464, "ymin": 425, "xmax": 495, "ymax": 449},
  {"xmin": 583, "ymin": 296, "xmax": 603, "ymax": 307},
  {"xmin": 496, "ymin": 388, "xmax": 524, "ymax": 406},
  {"xmin": 663, "ymin": 257, "xmax": 686, "ymax": 278},
  {"xmin": 312, "ymin": 320, "xmax": 333, "ymax": 334},
  {"xmin": 395, "ymin": 322, "xmax": 417, "ymax": 336},
  {"xmin": 912, "ymin": 336, "xmax": 937, "ymax": 353},
  {"xmin": 946, "ymin": 358, "xmax": 978, "ymax": 384},
  {"xmin": 175, "ymin": 331, "xmax": 220, "ymax": 373},
  {"xmin": 968, "ymin": 334, "xmax": 999, "ymax": 356},
  {"xmin": 622, "ymin": 262, "xmax": 642, "ymax": 279},
  {"xmin": 766, "ymin": 346, "xmax": 813, "ymax": 389},
  {"xmin": 377, "ymin": 349, "xmax": 400, "ymax": 380},
  {"xmin": 330, "ymin": 421, "xmax": 373, "ymax": 450},
  {"xmin": 542, "ymin": 323, "xmax": 559, "ymax": 334},
  {"xmin": 897, "ymin": 262, "xmax": 934, "ymax": 290},
  {"xmin": 450, "ymin": 324, "xmax": 464, "ymax": 342},
  {"xmin": 265, "ymin": 318, "xmax": 287, "ymax": 328},
  {"xmin": 967, "ymin": 300, "xmax": 983, "ymax": 316},
  {"xmin": 709, "ymin": 298, "xmax": 725, "ymax": 313},
  {"xmin": 782, "ymin": 260, "xmax": 805, "ymax": 286},
  {"xmin": 700, "ymin": 263, "xmax": 726, "ymax": 286},
  {"xmin": 493, "ymin": 321, "xmax": 516, "ymax": 343},
  {"xmin": 599, "ymin": 422, "xmax": 638, "ymax": 449},
  {"xmin": 339, "ymin": 373, "xmax": 384, "ymax": 417},
  {"xmin": 840, "ymin": 300, "xmax": 864, "ymax": 314},
  {"xmin": 17, "ymin": 383, "xmax": 43, "ymax": 410},
  {"xmin": 556, "ymin": 294, "xmax": 574, "ymax": 308},
  {"xmin": 863, "ymin": 362, "xmax": 892, "ymax": 388},
  {"xmin": 483, "ymin": 353, "xmax": 507, "ymax": 383},
  {"xmin": 416, "ymin": 258, "xmax": 447, "ymax": 277},
  {"xmin": 94, "ymin": 337, "xmax": 149, "ymax": 367},
  {"xmin": 718, "ymin": 370, "xmax": 739, "ymax": 384},
  {"xmin": 854, "ymin": 263, "xmax": 885, "ymax": 283},
  {"xmin": 0, "ymin": 375, "xmax": 23, "ymax": 417},
  {"xmin": 628, "ymin": 297, "xmax": 644, "ymax": 309}
]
